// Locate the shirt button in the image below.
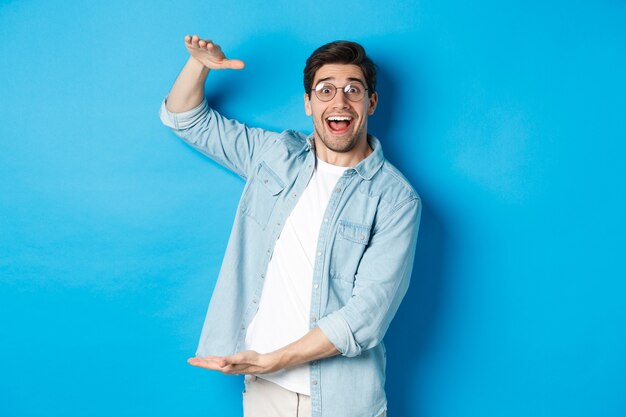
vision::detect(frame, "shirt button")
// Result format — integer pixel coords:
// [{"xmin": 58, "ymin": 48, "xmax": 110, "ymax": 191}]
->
[
  {"xmin": 311, "ymin": 316, "xmax": 317, "ymax": 322},
  {"xmin": 261, "ymin": 274, "xmax": 265, "ymax": 279},
  {"xmin": 323, "ymin": 217, "xmax": 328, "ymax": 223},
  {"xmin": 317, "ymin": 251, "xmax": 322, "ymax": 257},
  {"xmin": 263, "ymin": 179, "xmax": 268, "ymax": 184},
  {"xmin": 312, "ymin": 380, "xmax": 318, "ymax": 385},
  {"xmin": 359, "ymin": 233, "xmax": 365, "ymax": 240},
  {"xmin": 292, "ymin": 193, "xmax": 297, "ymax": 198},
  {"xmin": 335, "ymin": 187, "xmax": 341, "ymax": 193},
  {"xmin": 252, "ymin": 299, "xmax": 257, "ymax": 304},
  {"xmin": 313, "ymin": 284, "xmax": 319, "ymax": 289}
]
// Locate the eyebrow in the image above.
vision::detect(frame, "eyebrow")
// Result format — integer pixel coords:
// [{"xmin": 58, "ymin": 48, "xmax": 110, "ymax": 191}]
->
[{"xmin": 316, "ymin": 76, "xmax": 366, "ymax": 84}]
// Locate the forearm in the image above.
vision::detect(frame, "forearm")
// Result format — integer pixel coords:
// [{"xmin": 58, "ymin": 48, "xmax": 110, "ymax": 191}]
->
[
  {"xmin": 165, "ymin": 57, "xmax": 210, "ymax": 113},
  {"xmin": 269, "ymin": 327, "xmax": 340, "ymax": 370}
]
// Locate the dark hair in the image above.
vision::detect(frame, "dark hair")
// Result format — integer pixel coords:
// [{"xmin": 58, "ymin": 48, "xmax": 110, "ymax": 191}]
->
[{"xmin": 303, "ymin": 40, "xmax": 377, "ymax": 97}]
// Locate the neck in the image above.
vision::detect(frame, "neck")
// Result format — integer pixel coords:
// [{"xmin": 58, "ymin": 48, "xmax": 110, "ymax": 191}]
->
[{"xmin": 314, "ymin": 136, "xmax": 372, "ymax": 167}]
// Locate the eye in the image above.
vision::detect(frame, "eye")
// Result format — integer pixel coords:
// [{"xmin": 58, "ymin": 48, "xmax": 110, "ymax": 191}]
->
[
  {"xmin": 316, "ymin": 83, "xmax": 334, "ymax": 96},
  {"xmin": 347, "ymin": 84, "xmax": 362, "ymax": 94}
]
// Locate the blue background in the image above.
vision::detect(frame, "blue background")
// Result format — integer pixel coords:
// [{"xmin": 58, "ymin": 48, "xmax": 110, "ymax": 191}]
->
[{"xmin": 1, "ymin": 0, "xmax": 625, "ymax": 416}]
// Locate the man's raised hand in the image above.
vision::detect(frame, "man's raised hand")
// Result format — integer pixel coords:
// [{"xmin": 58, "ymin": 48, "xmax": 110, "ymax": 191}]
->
[{"xmin": 185, "ymin": 35, "xmax": 245, "ymax": 70}]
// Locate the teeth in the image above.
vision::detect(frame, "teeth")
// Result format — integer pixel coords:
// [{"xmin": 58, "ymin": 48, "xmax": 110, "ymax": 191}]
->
[{"xmin": 327, "ymin": 116, "xmax": 352, "ymax": 121}]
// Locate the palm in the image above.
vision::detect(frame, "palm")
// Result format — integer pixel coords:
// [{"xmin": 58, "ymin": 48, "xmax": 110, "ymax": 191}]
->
[
  {"xmin": 184, "ymin": 35, "xmax": 245, "ymax": 70},
  {"xmin": 188, "ymin": 350, "xmax": 279, "ymax": 375}
]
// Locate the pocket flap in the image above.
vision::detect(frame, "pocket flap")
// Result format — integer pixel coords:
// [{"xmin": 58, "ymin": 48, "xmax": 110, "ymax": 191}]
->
[
  {"xmin": 338, "ymin": 220, "xmax": 371, "ymax": 245},
  {"xmin": 257, "ymin": 162, "xmax": 285, "ymax": 196}
]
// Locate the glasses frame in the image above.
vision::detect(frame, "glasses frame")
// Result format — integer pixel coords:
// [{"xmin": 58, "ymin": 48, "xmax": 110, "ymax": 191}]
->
[{"xmin": 313, "ymin": 81, "xmax": 369, "ymax": 102}]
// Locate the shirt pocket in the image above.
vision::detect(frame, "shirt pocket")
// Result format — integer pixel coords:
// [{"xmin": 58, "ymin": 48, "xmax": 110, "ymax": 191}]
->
[
  {"xmin": 330, "ymin": 220, "xmax": 372, "ymax": 285},
  {"xmin": 240, "ymin": 162, "xmax": 285, "ymax": 229}
]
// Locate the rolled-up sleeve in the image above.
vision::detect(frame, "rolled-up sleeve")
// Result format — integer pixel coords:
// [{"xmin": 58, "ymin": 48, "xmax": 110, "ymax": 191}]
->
[
  {"xmin": 159, "ymin": 98, "xmax": 280, "ymax": 179},
  {"xmin": 159, "ymin": 98, "xmax": 209, "ymax": 130},
  {"xmin": 317, "ymin": 197, "xmax": 421, "ymax": 357}
]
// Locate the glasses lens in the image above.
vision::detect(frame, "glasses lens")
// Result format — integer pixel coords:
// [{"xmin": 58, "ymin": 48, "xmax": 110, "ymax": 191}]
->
[
  {"xmin": 315, "ymin": 82, "xmax": 336, "ymax": 101},
  {"xmin": 344, "ymin": 83, "xmax": 365, "ymax": 101}
]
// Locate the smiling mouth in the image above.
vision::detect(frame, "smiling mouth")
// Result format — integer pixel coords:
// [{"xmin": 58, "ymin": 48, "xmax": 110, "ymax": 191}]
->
[{"xmin": 326, "ymin": 115, "xmax": 353, "ymax": 134}]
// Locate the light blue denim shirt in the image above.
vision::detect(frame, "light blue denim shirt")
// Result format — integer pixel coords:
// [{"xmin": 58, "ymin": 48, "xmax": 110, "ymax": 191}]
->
[{"xmin": 160, "ymin": 99, "xmax": 421, "ymax": 417}]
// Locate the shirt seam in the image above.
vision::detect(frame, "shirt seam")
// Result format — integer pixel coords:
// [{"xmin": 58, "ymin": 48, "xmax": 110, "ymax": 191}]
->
[{"xmin": 373, "ymin": 196, "xmax": 419, "ymax": 234}]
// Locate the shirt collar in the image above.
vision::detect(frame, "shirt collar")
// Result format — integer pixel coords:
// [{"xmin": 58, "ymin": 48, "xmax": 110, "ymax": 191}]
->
[{"xmin": 353, "ymin": 135, "xmax": 385, "ymax": 180}]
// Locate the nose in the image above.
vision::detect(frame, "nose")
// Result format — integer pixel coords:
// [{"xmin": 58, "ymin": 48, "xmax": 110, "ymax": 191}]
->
[{"xmin": 332, "ymin": 88, "xmax": 350, "ymax": 108}]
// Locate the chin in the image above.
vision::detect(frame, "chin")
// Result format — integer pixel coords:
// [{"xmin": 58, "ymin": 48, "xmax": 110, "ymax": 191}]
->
[{"xmin": 322, "ymin": 136, "xmax": 359, "ymax": 153}]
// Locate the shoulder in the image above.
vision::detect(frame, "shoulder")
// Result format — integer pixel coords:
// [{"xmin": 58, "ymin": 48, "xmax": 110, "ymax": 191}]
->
[
  {"xmin": 258, "ymin": 129, "xmax": 309, "ymax": 158},
  {"xmin": 363, "ymin": 160, "xmax": 421, "ymax": 230},
  {"xmin": 374, "ymin": 160, "xmax": 420, "ymax": 206},
  {"xmin": 278, "ymin": 129, "xmax": 309, "ymax": 148}
]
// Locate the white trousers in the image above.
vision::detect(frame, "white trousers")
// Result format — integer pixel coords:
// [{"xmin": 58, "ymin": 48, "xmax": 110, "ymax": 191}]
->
[
  {"xmin": 242, "ymin": 376, "xmax": 387, "ymax": 417},
  {"xmin": 243, "ymin": 376, "xmax": 311, "ymax": 417}
]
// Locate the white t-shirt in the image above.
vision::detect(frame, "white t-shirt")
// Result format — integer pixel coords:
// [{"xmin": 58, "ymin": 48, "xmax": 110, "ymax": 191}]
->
[{"xmin": 244, "ymin": 157, "xmax": 346, "ymax": 395}]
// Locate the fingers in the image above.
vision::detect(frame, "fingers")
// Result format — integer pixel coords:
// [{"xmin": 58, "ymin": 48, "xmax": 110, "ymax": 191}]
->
[
  {"xmin": 198, "ymin": 39, "xmax": 215, "ymax": 50},
  {"xmin": 187, "ymin": 356, "xmax": 224, "ymax": 371},
  {"xmin": 187, "ymin": 355, "xmax": 243, "ymax": 370},
  {"xmin": 185, "ymin": 34, "xmax": 214, "ymax": 49},
  {"xmin": 188, "ymin": 356, "xmax": 256, "ymax": 374}
]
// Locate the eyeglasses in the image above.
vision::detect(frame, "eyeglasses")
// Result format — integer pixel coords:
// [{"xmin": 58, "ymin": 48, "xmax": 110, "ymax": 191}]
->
[{"xmin": 313, "ymin": 81, "xmax": 369, "ymax": 102}]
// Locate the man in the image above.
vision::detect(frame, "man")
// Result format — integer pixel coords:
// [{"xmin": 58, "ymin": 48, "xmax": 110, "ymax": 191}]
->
[{"xmin": 160, "ymin": 35, "xmax": 421, "ymax": 417}]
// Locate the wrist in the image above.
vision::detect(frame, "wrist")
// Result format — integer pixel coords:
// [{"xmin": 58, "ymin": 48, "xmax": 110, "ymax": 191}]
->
[
  {"xmin": 268, "ymin": 348, "xmax": 291, "ymax": 372},
  {"xmin": 187, "ymin": 56, "xmax": 211, "ymax": 74}
]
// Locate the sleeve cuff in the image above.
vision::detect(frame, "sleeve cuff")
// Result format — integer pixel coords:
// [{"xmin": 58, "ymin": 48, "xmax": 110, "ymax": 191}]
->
[
  {"xmin": 159, "ymin": 97, "xmax": 209, "ymax": 130},
  {"xmin": 317, "ymin": 311, "xmax": 362, "ymax": 358}
]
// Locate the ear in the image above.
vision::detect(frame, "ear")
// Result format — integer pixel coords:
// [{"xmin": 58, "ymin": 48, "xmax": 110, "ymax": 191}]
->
[
  {"xmin": 304, "ymin": 93, "xmax": 312, "ymax": 116},
  {"xmin": 367, "ymin": 91, "xmax": 378, "ymax": 116}
]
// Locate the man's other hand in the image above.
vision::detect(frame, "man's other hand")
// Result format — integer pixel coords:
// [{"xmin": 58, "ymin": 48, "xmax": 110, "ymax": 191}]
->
[{"xmin": 187, "ymin": 350, "xmax": 281, "ymax": 375}]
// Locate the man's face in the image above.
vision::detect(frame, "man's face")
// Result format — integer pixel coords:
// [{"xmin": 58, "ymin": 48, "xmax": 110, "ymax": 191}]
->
[{"xmin": 304, "ymin": 64, "xmax": 378, "ymax": 160}]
